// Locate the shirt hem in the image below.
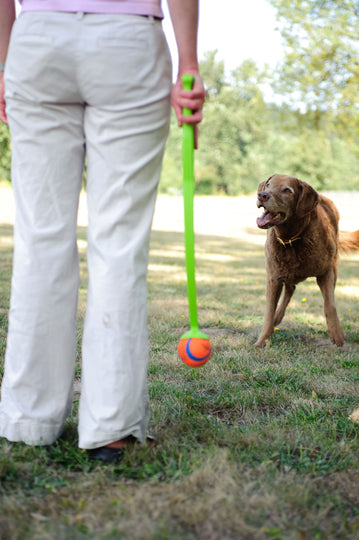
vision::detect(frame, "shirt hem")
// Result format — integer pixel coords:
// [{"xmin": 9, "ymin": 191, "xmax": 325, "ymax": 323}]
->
[{"xmin": 20, "ymin": 0, "xmax": 164, "ymax": 18}]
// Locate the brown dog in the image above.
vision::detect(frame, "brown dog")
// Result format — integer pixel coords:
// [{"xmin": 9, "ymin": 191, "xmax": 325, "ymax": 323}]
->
[{"xmin": 255, "ymin": 174, "xmax": 359, "ymax": 347}]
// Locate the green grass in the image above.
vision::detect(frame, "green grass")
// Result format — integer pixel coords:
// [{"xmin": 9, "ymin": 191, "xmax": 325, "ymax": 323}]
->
[{"xmin": 1, "ymin": 195, "xmax": 359, "ymax": 540}]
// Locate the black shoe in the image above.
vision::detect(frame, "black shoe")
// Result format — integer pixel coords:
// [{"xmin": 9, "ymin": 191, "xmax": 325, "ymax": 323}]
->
[
  {"xmin": 88, "ymin": 433, "xmax": 157, "ymax": 463},
  {"xmin": 88, "ymin": 446, "xmax": 125, "ymax": 463}
]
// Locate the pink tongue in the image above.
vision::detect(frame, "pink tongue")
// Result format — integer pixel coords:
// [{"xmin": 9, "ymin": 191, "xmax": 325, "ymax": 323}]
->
[{"xmin": 256, "ymin": 212, "xmax": 274, "ymax": 228}]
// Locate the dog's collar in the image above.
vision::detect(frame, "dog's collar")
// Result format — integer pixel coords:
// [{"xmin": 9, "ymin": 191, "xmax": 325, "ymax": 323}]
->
[
  {"xmin": 275, "ymin": 216, "xmax": 311, "ymax": 248},
  {"xmin": 276, "ymin": 233, "xmax": 301, "ymax": 247}
]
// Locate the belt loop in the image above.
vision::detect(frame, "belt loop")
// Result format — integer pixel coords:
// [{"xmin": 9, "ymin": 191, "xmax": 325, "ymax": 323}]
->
[{"xmin": 140, "ymin": 15, "xmax": 160, "ymax": 23}]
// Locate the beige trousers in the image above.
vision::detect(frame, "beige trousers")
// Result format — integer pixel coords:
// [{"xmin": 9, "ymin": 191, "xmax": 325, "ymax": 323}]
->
[{"xmin": 0, "ymin": 11, "xmax": 172, "ymax": 448}]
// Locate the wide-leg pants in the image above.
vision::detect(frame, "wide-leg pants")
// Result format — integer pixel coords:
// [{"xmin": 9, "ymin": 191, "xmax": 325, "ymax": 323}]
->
[{"xmin": 0, "ymin": 12, "xmax": 172, "ymax": 448}]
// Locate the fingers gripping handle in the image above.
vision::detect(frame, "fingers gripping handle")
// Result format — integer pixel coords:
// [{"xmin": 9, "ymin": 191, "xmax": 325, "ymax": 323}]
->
[
  {"xmin": 181, "ymin": 74, "xmax": 195, "ymax": 173},
  {"xmin": 182, "ymin": 73, "xmax": 194, "ymax": 116}
]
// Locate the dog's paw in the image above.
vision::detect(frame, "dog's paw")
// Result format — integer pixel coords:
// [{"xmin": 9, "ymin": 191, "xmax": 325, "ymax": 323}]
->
[
  {"xmin": 329, "ymin": 329, "xmax": 345, "ymax": 347},
  {"xmin": 331, "ymin": 337, "xmax": 345, "ymax": 347},
  {"xmin": 254, "ymin": 338, "xmax": 269, "ymax": 348}
]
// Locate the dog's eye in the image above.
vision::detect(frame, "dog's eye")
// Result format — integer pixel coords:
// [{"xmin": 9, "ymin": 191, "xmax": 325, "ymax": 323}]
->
[{"xmin": 282, "ymin": 187, "xmax": 293, "ymax": 194}]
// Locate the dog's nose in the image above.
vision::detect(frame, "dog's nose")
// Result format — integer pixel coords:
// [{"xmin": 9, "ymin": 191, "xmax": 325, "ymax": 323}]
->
[{"xmin": 258, "ymin": 191, "xmax": 270, "ymax": 203}]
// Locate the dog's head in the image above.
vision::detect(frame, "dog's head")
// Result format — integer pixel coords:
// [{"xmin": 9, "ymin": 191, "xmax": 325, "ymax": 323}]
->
[{"xmin": 256, "ymin": 174, "xmax": 319, "ymax": 229}]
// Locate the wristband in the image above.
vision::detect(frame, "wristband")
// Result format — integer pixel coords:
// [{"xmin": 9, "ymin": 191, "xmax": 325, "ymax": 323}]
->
[{"xmin": 0, "ymin": 63, "xmax": 5, "ymax": 72}]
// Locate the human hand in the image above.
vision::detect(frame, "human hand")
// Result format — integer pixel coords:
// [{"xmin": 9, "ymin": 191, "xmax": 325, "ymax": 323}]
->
[
  {"xmin": 171, "ymin": 72, "xmax": 205, "ymax": 149},
  {"xmin": 0, "ymin": 72, "xmax": 8, "ymax": 124}
]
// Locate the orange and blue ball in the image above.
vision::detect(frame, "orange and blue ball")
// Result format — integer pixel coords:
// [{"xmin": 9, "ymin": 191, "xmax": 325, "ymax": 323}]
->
[{"xmin": 178, "ymin": 337, "xmax": 212, "ymax": 368}]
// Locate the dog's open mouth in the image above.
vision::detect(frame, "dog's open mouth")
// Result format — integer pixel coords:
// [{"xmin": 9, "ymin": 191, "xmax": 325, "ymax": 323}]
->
[{"xmin": 256, "ymin": 209, "xmax": 284, "ymax": 229}]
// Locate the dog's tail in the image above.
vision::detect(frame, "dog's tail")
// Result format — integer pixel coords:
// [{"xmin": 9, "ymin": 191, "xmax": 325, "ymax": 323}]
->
[{"xmin": 339, "ymin": 230, "xmax": 359, "ymax": 253}]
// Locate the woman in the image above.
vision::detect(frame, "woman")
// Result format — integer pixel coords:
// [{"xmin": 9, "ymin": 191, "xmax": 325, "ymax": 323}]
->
[{"xmin": 0, "ymin": 0, "xmax": 205, "ymax": 462}]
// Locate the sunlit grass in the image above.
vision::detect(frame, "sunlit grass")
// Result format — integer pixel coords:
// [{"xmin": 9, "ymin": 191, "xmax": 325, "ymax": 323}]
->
[{"xmin": 1, "ymin": 194, "xmax": 359, "ymax": 539}]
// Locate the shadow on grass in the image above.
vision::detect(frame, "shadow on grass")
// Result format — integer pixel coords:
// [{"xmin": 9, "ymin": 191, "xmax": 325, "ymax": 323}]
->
[
  {"xmin": 149, "ymin": 228, "xmax": 359, "ymax": 349},
  {"xmin": 1, "ymin": 222, "xmax": 359, "ymax": 348}
]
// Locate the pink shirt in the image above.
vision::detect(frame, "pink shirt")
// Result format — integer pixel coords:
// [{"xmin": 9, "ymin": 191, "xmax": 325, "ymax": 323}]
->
[{"xmin": 20, "ymin": 0, "xmax": 164, "ymax": 18}]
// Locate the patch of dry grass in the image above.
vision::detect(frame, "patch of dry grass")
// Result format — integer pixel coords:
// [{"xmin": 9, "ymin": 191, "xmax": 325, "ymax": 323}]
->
[{"xmin": 1, "ymin": 451, "xmax": 359, "ymax": 539}]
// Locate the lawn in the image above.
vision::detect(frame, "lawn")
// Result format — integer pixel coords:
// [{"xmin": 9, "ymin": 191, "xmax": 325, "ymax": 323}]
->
[{"xmin": 0, "ymin": 191, "xmax": 359, "ymax": 540}]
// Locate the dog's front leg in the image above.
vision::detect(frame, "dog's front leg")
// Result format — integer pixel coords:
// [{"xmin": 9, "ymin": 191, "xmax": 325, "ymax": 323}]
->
[
  {"xmin": 317, "ymin": 269, "xmax": 345, "ymax": 346},
  {"xmin": 255, "ymin": 277, "xmax": 283, "ymax": 347}
]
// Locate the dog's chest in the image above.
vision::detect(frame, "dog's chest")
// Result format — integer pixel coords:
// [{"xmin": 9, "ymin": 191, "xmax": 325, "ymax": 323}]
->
[{"xmin": 266, "ymin": 234, "xmax": 333, "ymax": 283}]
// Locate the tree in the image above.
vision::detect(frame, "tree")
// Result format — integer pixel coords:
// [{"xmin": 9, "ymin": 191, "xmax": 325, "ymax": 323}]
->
[
  {"xmin": 159, "ymin": 47, "xmax": 359, "ymax": 196},
  {"xmin": 199, "ymin": 59, "xmax": 270, "ymax": 194},
  {"xmin": 269, "ymin": 0, "xmax": 359, "ymax": 137},
  {"xmin": 191, "ymin": 56, "xmax": 271, "ymax": 195},
  {"xmin": 199, "ymin": 50, "xmax": 226, "ymax": 98}
]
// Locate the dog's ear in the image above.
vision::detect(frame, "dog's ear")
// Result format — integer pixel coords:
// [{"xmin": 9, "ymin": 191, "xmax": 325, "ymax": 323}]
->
[{"xmin": 296, "ymin": 180, "xmax": 319, "ymax": 218}]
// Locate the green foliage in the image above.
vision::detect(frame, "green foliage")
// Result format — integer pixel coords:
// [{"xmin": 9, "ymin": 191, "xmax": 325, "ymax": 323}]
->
[
  {"xmin": 269, "ymin": 0, "xmax": 359, "ymax": 133},
  {"xmin": 160, "ymin": 35, "xmax": 359, "ymax": 195},
  {"xmin": 2, "ymin": 2, "xmax": 359, "ymax": 195},
  {"xmin": 199, "ymin": 49, "xmax": 226, "ymax": 98},
  {"xmin": 0, "ymin": 123, "xmax": 11, "ymax": 182},
  {"xmin": 264, "ymin": 129, "xmax": 359, "ymax": 191},
  {"xmin": 160, "ymin": 57, "xmax": 272, "ymax": 195}
]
